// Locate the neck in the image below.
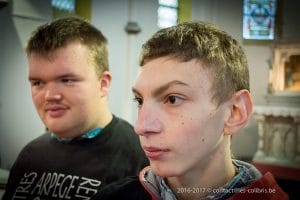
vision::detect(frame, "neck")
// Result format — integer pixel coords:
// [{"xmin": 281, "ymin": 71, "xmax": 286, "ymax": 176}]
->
[
  {"xmin": 92, "ymin": 97, "xmax": 113, "ymax": 128},
  {"xmin": 167, "ymin": 137, "xmax": 235, "ymax": 200},
  {"xmin": 97, "ymin": 103, "xmax": 113, "ymax": 128}
]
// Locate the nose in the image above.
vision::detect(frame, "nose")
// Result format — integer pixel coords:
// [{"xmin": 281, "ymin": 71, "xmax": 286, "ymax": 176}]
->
[
  {"xmin": 44, "ymin": 84, "xmax": 62, "ymax": 102},
  {"xmin": 134, "ymin": 103, "xmax": 163, "ymax": 136}
]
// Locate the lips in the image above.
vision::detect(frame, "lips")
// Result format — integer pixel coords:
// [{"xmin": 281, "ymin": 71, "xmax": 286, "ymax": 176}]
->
[
  {"xmin": 44, "ymin": 104, "xmax": 68, "ymax": 118},
  {"xmin": 143, "ymin": 146, "xmax": 169, "ymax": 159}
]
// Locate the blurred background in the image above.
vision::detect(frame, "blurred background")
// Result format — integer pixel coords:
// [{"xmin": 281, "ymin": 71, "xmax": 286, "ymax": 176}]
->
[{"xmin": 0, "ymin": 0, "xmax": 299, "ymax": 198}]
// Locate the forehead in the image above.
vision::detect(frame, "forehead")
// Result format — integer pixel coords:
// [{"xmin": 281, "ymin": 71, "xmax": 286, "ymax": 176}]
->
[
  {"xmin": 134, "ymin": 57, "xmax": 213, "ymax": 94},
  {"xmin": 28, "ymin": 43, "xmax": 95, "ymax": 78},
  {"xmin": 29, "ymin": 42, "xmax": 89, "ymax": 62}
]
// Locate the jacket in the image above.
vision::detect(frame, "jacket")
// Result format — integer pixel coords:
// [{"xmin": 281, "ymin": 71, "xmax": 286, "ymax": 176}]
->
[{"xmin": 92, "ymin": 160, "xmax": 288, "ymax": 200}]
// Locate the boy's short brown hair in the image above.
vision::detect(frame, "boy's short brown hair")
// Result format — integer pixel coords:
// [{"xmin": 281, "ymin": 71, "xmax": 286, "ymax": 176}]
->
[
  {"xmin": 140, "ymin": 21, "xmax": 249, "ymax": 105},
  {"xmin": 26, "ymin": 17, "xmax": 108, "ymax": 77}
]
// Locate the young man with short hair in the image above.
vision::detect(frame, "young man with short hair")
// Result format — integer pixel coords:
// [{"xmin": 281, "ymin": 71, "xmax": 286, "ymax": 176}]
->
[
  {"xmin": 3, "ymin": 17, "xmax": 148, "ymax": 200},
  {"xmin": 92, "ymin": 21, "xmax": 288, "ymax": 200}
]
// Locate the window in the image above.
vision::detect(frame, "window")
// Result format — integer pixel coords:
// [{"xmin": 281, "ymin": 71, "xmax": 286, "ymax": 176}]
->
[
  {"xmin": 158, "ymin": 0, "xmax": 178, "ymax": 28},
  {"xmin": 243, "ymin": 0, "xmax": 277, "ymax": 40},
  {"xmin": 52, "ymin": 0, "xmax": 75, "ymax": 13}
]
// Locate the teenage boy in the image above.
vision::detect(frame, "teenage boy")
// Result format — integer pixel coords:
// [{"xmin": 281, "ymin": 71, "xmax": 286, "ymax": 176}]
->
[
  {"xmin": 92, "ymin": 21, "xmax": 288, "ymax": 200},
  {"xmin": 2, "ymin": 17, "xmax": 148, "ymax": 200}
]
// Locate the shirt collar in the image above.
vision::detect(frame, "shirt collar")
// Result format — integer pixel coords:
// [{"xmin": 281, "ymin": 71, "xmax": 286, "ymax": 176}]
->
[
  {"xmin": 51, "ymin": 127, "xmax": 103, "ymax": 143},
  {"xmin": 141, "ymin": 159, "xmax": 262, "ymax": 200}
]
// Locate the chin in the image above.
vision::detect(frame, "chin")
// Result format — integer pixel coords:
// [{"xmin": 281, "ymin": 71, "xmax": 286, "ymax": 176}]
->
[
  {"xmin": 150, "ymin": 161, "xmax": 182, "ymax": 177},
  {"xmin": 47, "ymin": 126, "xmax": 68, "ymax": 136}
]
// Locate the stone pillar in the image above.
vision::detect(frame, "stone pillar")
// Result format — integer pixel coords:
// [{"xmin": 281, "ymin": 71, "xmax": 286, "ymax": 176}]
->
[
  {"xmin": 295, "ymin": 117, "xmax": 300, "ymax": 162},
  {"xmin": 253, "ymin": 114, "xmax": 266, "ymax": 160},
  {"xmin": 253, "ymin": 105, "xmax": 300, "ymax": 168}
]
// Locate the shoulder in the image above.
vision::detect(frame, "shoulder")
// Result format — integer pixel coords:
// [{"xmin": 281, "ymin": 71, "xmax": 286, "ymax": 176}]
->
[
  {"xmin": 2, "ymin": 133, "xmax": 51, "ymax": 199},
  {"xmin": 229, "ymin": 172, "xmax": 289, "ymax": 200},
  {"xmin": 16, "ymin": 132, "xmax": 49, "ymax": 152},
  {"xmin": 19, "ymin": 132, "xmax": 51, "ymax": 153},
  {"xmin": 91, "ymin": 176, "xmax": 151, "ymax": 200},
  {"xmin": 103, "ymin": 115, "xmax": 139, "ymax": 143},
  {"xmin": 107, "ymin": 115, "xmax": 135, "ymax": 132},
  {"xmin": 100, "ymin": 115, "xmax": 149, "ymax": 167},
  {"xmin": 11, "ymin": 132, "xmax": 52, "ymax": 165}
]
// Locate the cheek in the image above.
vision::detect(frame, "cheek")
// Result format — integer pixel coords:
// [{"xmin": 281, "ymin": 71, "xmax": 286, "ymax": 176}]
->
[
  {"xmin": 174, "ymin": 115, "xmax": 204, "ymax": 141},
  {"xmin": 72, "ymin": 96, "xmax": 89, "ymax": 110},
  {"xmin": 177, "ymin": 114, "xmax": 202, "ymax": 132},
  {"xmin": 75, "ymin": 93, "xmax": 99, "ymax": 113},
  {"xmin": 67, "ymin": 85, "xmax": 92, "ymax": 101},
  {"xmin": 177, "ymin": 113, "xmax": 216, "ymax": 145},
  {"xmin": 177, "ymin": 114, "xmax": 192, "ymax": 126},
  {"xmin": 82, "ymin": 83, "xmax": 102, "ymax": 99},
  {"xmin": 31, "ymin": 92, "xmax": 43, "ymax": 107}
]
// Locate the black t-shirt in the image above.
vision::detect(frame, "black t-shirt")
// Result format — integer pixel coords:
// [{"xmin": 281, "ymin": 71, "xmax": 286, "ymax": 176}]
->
[
  {"xmin": 91, "ymin": 176, "xmax": 151, "ymax": 200},
  {"xmin": 2, "ymin": 115, "xmax": 149, "ymax": 200}
]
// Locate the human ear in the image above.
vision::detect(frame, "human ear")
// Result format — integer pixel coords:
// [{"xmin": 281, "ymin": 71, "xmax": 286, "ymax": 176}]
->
[
  {"xmin": 99, "ymin": 71, "xmax": 112, "ymax": 97},
  {"xmin": 224, "ymin": 89, "xmax": 253, "ymax": 135}
]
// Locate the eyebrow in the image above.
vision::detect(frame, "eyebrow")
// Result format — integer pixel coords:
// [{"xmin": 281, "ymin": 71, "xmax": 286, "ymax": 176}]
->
[
  {"xmin": 132, "ymin": 80, "xmax": 189, "ymax": 97},
  {"xmin": 28, "ymin": 73, "xmax": 79, "ymax": 81}
]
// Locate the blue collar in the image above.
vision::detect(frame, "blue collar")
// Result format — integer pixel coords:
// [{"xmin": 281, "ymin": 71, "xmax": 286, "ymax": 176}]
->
[
  {"xmin": 51, "ymin": 127, "xmax": 103, "ymax": 142},
  {"xmin": 82, "ymin": 128, "xmax": 103, "ymax": 139}
]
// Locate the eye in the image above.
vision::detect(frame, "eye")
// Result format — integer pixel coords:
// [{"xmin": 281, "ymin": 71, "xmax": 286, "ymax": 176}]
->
[
  {"xmin": 61, "ymin": 79, "xmax": 75, "ymax": 85},
  {"xmin": 133, "ymin": 96, "xmax": 143, "ymax": 108},
  {"xmin": 165, "ymin": 95, "xmax": 184, "ymax": 105},
  {"xmin": 30, "ymin": 80, "xmax": 43, "ymax": 87}
]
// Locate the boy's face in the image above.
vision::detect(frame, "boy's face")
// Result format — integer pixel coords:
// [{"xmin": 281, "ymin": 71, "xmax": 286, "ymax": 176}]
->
[
  {"xmin": 133, "ymin": 57, "xmax": 232, "ymax": 177},
  {"xmin": 28, "ymin": 42, "xmax": 106, "ymax": 138}
]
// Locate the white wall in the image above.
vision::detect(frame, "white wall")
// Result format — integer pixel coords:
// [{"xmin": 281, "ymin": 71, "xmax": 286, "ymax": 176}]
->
[
  {"xmin": 91, "ymin": 0, "xmax": 159, "ymax": 124},
  {"xmin": 1, "ymin": 0, "xmax": 299, "ymax": 169}
]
